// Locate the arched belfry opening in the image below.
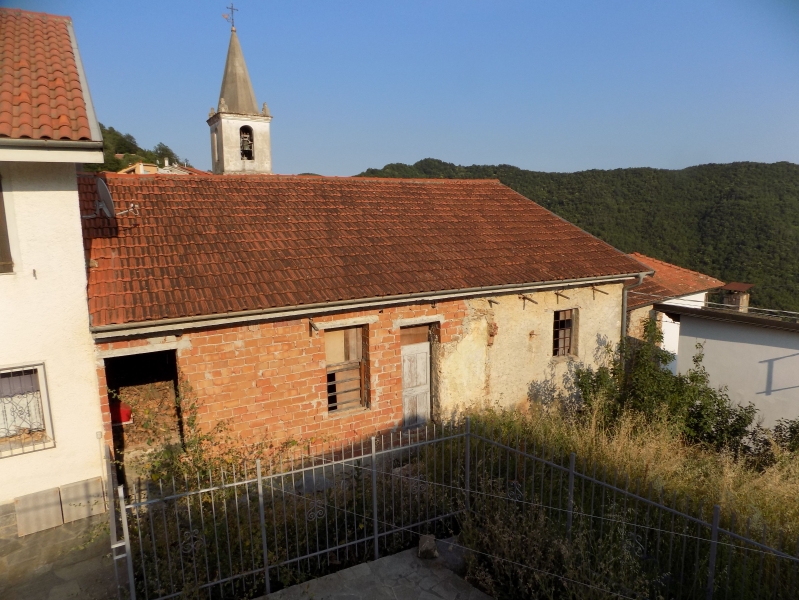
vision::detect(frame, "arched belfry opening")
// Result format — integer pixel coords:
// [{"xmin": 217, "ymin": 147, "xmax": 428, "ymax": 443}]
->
[{"xmin": 240, "ymin": 126, "xmax": 254, "ymax": 160}]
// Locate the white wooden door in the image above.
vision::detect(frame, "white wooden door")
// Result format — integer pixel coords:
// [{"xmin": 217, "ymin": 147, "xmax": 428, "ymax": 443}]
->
[{"xmin": 401, "ymin": 341, "xmax": 430, "ymax": 427}]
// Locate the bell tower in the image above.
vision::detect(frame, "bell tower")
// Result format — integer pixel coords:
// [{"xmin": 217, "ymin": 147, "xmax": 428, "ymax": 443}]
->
[{"xmin": 207, "ymin": 23, "xmax": 272, "ymax": 175}]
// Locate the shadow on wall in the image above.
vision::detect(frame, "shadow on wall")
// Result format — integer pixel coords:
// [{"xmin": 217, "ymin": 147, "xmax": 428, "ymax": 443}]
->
[{"xmin": 527, "ymin": 333, "xmax": 613, "ymax": 410}]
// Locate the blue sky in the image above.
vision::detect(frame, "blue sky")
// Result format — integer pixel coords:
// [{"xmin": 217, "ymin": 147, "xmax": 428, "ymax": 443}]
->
[{"xmin": 14, "ymin": 0, "xmax": 799, "ymax": 174}]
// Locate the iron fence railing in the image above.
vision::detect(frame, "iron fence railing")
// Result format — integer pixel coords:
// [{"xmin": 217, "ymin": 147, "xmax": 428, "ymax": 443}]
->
[{"xmin": 108, "ymin": 418, "xmax": 799, "ymax": 600}]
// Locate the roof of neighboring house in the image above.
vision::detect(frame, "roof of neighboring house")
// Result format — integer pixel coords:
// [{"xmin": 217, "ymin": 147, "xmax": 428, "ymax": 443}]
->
[
  {"xmin": 626, "ymin": 252, "xmax": 724, "ymax": 310},
  {"xmin": 118, "ymin": 163, "xmax": 158, "ymax": 175},
  {"xmin": 720, "ymin": 282, "xmax": 754, "ymax": 292},
  {"xmin": 0, "ymin": 8, "xmax": 100, "ymax": 141},
  {"xmin": 79, "ymin": 174, "xmax": 650, "ymax": 329},
  {"xmin": 653, "ymin": 303, "xmax": 799, "ymax": 334},
  {"xmin": 159, "ymin": 164, "xmax": 212, "ymax": 176}
]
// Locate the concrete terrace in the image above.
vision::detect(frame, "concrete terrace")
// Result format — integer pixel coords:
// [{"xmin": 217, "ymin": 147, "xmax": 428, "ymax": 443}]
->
[{"xmin": 263, "ymin": 542, "xmax": 491, "ymax": 600}]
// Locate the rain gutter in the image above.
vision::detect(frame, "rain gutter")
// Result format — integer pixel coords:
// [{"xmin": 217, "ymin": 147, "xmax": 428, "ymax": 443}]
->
[{"xmin": 91, "ymin": 271, "xmax": 650, "ymax": 341}]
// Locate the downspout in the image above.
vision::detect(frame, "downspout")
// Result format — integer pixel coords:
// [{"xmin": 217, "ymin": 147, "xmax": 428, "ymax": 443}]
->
[{"xmin": 621, "ymin": 273, "xmax": 647, "ymax": 340}]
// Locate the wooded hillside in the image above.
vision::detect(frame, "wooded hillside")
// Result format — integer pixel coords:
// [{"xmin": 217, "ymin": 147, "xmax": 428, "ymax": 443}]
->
[
  {"xmin": 359, "ymin": 159, "xmax": 799, "ymax": 311},
  {"xmin": 84, "ymin": 124, "xmax": 192, "ymax": 173}
]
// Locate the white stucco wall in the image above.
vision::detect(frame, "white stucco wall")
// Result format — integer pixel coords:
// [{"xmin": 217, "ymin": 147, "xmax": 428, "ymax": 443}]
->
[
  {"xmin": 210, "ymin": 113, "xmax": 272, "ymax": 175},
  {"xmin": 437, "ymin": 283, "xmax": 623, "ymax": 415},
  {"xmin": 660, "ymin": 292, "xmax": 708, "ymax": 374},
  {"xmin": 676, "ymin": 316, "xmax": 799, "ymax": 427},
  {"xmin": 0, "ymin": 162, "xmax": 104, "ymax": 503}
]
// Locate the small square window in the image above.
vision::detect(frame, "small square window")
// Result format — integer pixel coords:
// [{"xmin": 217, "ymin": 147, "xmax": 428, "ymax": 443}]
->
[
  {"xmin": 553, "ymin": 310, "xmax": 575, "ymax": 356},
  {"xmin": 325, "ymin": 327, "xmax": 368, "ymax": 412},
  {"xmin": 0, "ymin": 366, "xmax": 54, "ymax": 457}
]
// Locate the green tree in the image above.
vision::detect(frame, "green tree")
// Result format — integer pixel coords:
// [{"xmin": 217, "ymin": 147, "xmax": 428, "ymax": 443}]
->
[
  {"xmin": 85, "ymin": 124, "xmax": 192, "ymax": 173},
  {"xmin": 360, "ymin": 159, "xmax": 799, "ymax": 311}
]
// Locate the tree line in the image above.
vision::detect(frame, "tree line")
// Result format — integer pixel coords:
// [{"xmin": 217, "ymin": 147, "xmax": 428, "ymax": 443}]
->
[{"xmin": 360, "ymin": 158, "xmax": 799, "ymax": 311}]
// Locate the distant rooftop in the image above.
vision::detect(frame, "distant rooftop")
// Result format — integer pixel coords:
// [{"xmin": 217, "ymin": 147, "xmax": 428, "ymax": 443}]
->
[
  {"xmin": 720, "ymin": 282, "xmax": 754, "ymax": 292},
  {"xmin": 626, "ymin": 252, "xmax": 724, "ymax": 310}
]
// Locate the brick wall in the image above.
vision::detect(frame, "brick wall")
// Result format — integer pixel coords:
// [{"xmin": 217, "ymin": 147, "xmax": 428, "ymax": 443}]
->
[{"xmin": 96, "ymin": 301, "xmax": 466, "ymax": 450}]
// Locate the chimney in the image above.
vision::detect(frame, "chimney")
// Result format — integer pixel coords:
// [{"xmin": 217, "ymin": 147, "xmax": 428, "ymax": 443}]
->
[
  {"xmin": 164, "ymin": 157, "xmax": 169, "ymax": 167},
  {"xmin": 720, "ymin": 282, "xmax": 753, "ymax": 313}
]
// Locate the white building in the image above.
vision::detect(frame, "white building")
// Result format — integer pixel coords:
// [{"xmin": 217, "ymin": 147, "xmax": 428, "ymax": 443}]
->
[
  {"xmin": 658, "ymin": 299, "xmax": 799, "ymax": 428},
  {"xmin": 625, "ymin": 252, "xmax": 724, "ymax": 373},
  {"xmin": 0, "ymin": 8, "xmax": 107, "ymax": 534}
]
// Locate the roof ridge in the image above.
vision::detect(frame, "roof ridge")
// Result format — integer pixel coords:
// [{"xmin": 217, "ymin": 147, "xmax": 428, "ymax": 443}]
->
[
  {"xmin": 0, "ymin": 7, "xmax": 72, "ymax": 21},
  {"xmin": 97, "ymin": 172, "xmax": 505, "ymax": 183}
]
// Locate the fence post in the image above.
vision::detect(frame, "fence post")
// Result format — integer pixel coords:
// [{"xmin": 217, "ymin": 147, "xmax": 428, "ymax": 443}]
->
[
  {"xmin": 105, "ymin": 447, "xmax": 123, "ymax": 599},
  {"xmin": 566, "ymin": 452, "xmax": 576, "ymax": 535},
  {"xmin": 105, "ymin": 446, "xmax": 117, "ymax": 544},
  {"xmin": 371, "ymin": 437, "xmax": 379, "ymax": 560},
  {"xmin": 706, "ymin": 504, "xmax": 721, "ymax": 600},
  {"xmin": 464, "ymin": 417, "xmax": 471, "ymax": 512},
  {"xmin": 256, "ymin": 459, "xmax": 271, "ymax": 595},
  {"xmin": 117, "ymin": 485, "xmax": 136, "ymax": 600}
]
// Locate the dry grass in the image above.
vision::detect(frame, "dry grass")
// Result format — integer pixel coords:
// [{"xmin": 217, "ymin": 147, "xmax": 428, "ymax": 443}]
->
[{"xmin": 472, "ymin": 402, "xmax": 799, "ymax": 544}]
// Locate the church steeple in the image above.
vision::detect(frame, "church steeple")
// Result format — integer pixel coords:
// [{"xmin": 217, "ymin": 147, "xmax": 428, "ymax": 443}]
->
[
  {"xmin": 207, "ymin": 21, "xmax": 272, "ymax": 175},
  {"xmin": 218, "ymin": 27, "xmax": 258, "ymax": 116}
]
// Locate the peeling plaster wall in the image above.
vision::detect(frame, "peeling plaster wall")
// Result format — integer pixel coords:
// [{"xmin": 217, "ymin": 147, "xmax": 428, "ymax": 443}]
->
[
  {"xmin": 0, "ymin": 162, "xmax": 104, "ymax": 504},
  {"xmin": 94, "ymin": 283, "xmax": 623, "ymax": 449},
  {"xmin": 437, "ymin": 283, "xmax": 624, "ymax": 414}
]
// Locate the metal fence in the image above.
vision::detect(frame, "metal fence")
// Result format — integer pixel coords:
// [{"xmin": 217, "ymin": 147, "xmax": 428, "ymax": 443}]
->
[{"xmin": 108, "ymin": 419, "xmax": 799, "ymax": 599}]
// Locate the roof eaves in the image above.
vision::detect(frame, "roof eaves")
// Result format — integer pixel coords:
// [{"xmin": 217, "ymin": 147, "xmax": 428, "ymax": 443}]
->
[
  {"xmin": 92, "ymin": 271, "xmax": 647, "ymax": 338},
  {"xmin": 0, "ymin": 138, "xmax": 104, "ymax": 149},
  {"xmin": 66, "ymin": 20, "xmax": 102, "ymax": 142}
]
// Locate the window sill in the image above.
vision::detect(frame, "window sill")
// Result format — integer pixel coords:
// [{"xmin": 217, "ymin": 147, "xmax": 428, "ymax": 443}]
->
[
  {"xmin": 0, "ymin": 437, "xmax": 56, "ymax": 459},
  {"xmin": 550, "ymin": 353, "xmax": 578, "ymax": 364},
  {"xmin": 327, "ymin": 405, "xmax": 369, "ymax": 419}
]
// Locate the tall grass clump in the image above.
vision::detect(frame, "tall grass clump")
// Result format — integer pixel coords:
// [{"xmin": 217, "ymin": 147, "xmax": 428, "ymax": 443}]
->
[{"xmin": 467, "ymin": 318, "xmax": 799, "ymax": 544}]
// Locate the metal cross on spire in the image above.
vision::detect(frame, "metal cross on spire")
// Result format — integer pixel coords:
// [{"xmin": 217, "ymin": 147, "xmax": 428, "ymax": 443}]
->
[{"xmin": 223, "ymin": 2, "xmax": 238, "ymax": 29}]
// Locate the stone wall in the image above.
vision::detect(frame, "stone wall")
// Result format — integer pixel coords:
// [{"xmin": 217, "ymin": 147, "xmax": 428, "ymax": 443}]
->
[{"xmin": 95, "ymin": 283, "xmax": 623, "ymax": 449}]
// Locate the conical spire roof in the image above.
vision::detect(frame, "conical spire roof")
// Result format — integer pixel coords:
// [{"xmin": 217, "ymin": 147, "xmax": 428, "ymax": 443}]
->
[{"xmin": 218, "ymin": 27, "xmax": 258, "ymax": 115}]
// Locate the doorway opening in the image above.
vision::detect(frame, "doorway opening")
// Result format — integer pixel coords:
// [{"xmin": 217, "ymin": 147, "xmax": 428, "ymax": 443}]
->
[{"xmin": 105, "ymin": 350, "xmax": 180, "ymax": 487}]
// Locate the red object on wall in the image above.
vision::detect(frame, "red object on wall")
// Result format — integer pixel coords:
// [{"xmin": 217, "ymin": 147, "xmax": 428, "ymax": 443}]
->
[{"xmin": 110, "ymin": 401, "xmax": 132, "ymax": 425}]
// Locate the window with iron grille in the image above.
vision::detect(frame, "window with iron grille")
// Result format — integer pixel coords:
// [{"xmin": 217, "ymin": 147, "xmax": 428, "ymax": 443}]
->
[
  {"xmin": 1, "ymin": 366, "xmax": 54, "ymax": 456},
  {"xmin": 553, "ymin": 309, "xmax": 575, "ymax": 356},
  {"xmin": 325, "ymin": 327, "xmax": 368, "ymax": 412}
]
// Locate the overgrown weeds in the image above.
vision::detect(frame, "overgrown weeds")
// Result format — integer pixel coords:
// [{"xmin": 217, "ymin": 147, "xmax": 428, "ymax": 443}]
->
[
  {"xmin": 460, "ymin": 484, "xmax": 654, "ymax": 599},
  {"xmin": 467, "ymin": 317, "xmax": 799, "ymax": 546}
]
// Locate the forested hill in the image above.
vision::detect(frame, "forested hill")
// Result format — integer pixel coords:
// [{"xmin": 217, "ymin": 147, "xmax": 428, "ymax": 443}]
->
[{"xmin": 359, "ymin": 159, "xmax": 799, "ymax": 312}]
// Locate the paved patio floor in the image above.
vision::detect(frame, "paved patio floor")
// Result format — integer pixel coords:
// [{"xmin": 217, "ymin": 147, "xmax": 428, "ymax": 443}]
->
[
  {"xmin": 263, "ymin": 540, "xmax": 491, "ymax": 600},
  {"xmin": 0, "ymin": 503, "xmax": 116, "ymax": 600}
]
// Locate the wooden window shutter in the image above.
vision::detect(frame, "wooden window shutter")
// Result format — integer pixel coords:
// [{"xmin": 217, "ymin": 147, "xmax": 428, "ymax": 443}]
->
[{"xmin": 0, "ymin": 176, "xmax": 13, "ymax": 273}]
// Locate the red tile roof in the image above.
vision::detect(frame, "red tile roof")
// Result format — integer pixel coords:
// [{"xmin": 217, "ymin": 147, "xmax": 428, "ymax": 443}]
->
[
  {"xmin": 0, "ymin": 8, "xmax": 96, "ymax": 141},
  {"xmin": 79, "ymin": 174, "xmax": 649, "ymax": 328},
  {"xmin": 626, "ymin": 252, "xmax": 724, "ymax": 310}
]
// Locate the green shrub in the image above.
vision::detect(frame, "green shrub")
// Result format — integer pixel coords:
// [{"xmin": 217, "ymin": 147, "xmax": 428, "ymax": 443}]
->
[{"xmin": 575, "ymin": 318, "xmax": 759, "ymax": 456}]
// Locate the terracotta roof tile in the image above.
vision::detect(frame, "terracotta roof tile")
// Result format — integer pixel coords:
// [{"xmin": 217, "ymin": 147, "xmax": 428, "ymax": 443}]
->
[
  {"xmin": 80, "ymin": 174, "xmax": 649, "ymax": 327},
  {"xmin": 0, "ymin": 8, "xmax": 96, "ymax": 141},
  {"xmin": 626, "ymin": 252, "xmax": 724, "ymax": 310}
]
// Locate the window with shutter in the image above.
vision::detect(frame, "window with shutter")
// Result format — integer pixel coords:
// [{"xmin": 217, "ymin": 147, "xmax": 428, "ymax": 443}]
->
[
  {"xmin": 0, "ymin": 177, "xmax": 13, "ymax": 273},
  {"xmin": 324, "ymin": 327, "xmax": 368, "ymax": 413}
]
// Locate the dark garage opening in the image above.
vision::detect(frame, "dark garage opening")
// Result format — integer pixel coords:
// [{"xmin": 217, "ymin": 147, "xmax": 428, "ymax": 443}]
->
[{"xmin": 105, "ymin": 350, "xmax": 180, "ymax": 486}]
